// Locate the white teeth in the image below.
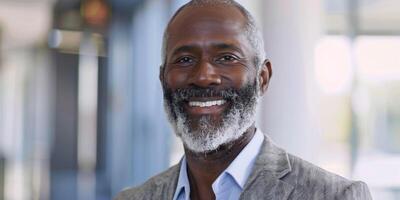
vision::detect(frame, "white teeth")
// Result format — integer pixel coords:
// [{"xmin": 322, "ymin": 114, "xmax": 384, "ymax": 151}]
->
[{"xmin": 189, "ymin": 100, "xmax": 226, "ymax": 107}]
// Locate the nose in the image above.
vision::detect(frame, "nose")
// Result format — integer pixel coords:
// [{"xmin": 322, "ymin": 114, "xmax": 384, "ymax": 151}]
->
[{"xmin": 188, "ymin": 60, "xmax": 222, "ymax": 88}]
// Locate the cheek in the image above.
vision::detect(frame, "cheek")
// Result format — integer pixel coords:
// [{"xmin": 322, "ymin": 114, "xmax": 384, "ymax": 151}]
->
[
  {"xmin": 165, "ymin": 69, "xmax": 189, "ymax": 89},
  {"xmin": 218, "ymin": 68, "xmax": 253, "ymax": 88}
]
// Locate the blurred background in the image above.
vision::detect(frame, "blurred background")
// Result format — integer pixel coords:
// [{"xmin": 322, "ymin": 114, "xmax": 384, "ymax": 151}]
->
[{"xmin": 0, "ymin": 0, "xmax": 399, "ymax": 199}]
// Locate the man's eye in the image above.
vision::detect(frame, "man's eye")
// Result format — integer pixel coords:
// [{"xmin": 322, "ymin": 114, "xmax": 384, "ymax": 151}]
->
[
  {"xmin": 176, "ymin": 57, "xmax": 194, "ymax": 64},
  {"xmin": 216, "ymin": 55, "xmax": 239, "ymax": 63}
]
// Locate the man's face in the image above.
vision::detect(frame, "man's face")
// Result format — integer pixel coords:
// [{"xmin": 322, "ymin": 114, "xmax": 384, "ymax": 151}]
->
[{"xmin": 161, "ymin": 5, "xmax": 261, "ymax": 152}]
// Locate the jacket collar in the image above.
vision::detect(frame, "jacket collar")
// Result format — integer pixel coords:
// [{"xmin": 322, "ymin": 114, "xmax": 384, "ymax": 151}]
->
[
  {"xmin": 247, "ymin": 133, "xmax": 292, "ymax": 180},
  {"xmin": 150, "ymin": 163, "xmax": 180, "ymax": 200},
  {"xmin": 240, "ymin": 133, "xmax": 294, "ymax": 199}
]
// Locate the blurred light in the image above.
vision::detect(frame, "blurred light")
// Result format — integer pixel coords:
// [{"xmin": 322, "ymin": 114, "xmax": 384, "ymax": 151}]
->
[
  {"xmin": 355, "ymin": 36, "xmax": 400, "ymax": 82},
  {"xmin": 48, "ymin": 29, "xmax": 62, "ymax": 48},
  {"xmin": 0, "ymin": 1, "xmax": 52, "ymax": 49},
  {"xmin": 48, "ymin": 29, "xmax": 106, "ymax": 56},
  {"xmin": 314, "ymin": 36, "xmax": 353, "ymax": 94},
  {"xmin": 48, "ymin": 29, "xmax": 82, "ymax": 53},
  {"xmin": 81, "ymin": 0, "xmax": 110, "ymax": 28}
]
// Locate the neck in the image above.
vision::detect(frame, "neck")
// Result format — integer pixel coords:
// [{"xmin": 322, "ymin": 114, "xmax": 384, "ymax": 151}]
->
[{"xmin": 184, "ymin": 125, "xmax": 256, "ymax": 200}]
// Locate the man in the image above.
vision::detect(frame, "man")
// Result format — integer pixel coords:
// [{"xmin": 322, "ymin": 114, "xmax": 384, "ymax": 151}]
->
[{"xmin": 115, "ymin": 0, "xmax": 372, "ymax": 199}]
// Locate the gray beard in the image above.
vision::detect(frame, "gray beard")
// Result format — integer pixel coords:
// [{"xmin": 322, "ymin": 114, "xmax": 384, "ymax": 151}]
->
[{"xmin": 163, "ymin": 81, "xmax": 259, "ymax": 153}]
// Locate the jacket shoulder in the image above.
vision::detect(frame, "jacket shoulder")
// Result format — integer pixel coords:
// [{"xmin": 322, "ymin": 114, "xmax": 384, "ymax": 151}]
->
[
  {"xmin": 113, "ymin": 164, "xmax": 180, "ymax": 200},
  {"xmin": 285, "ymin": 154, "xmax": 352, "ymax": 186},
  {"xmin": 284, "ymin": 154, "xmax": 372, "ymax": 199}
]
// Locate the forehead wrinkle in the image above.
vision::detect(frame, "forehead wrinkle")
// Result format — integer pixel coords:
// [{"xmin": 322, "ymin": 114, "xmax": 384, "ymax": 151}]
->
[
  {"xmin": 167, "ymin": 23, "xmax": 250, "ymax": 58},
  {"xmin": 168, "ymin": 14, "xmax": 245, "ymax": 37},
  {"xmin": 167, "ymin": 37, "xmax": 249, "ymax": 60}
]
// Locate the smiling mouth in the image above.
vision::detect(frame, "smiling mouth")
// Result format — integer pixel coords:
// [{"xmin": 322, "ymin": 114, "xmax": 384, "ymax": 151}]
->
[
  {"xmin": 188, "ymin": 100, "xmax": 226, "ymax": 107},
  {"xmin": 184, "ymin": 99, "xmax": 229, "ymax": 115}
]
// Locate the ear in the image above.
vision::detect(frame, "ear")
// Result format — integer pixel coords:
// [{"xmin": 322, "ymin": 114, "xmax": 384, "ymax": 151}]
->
[
  {"xmin": 159, "ymin": 65, "xmax": 165, "ymax": 85},
  {"xmin": 258, "ymin": 59, "xmax": 272, "ymax": 95}
]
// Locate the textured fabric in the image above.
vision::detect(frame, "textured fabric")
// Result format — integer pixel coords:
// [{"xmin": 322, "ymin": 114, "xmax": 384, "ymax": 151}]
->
[
  {"xmin": 173, "ymin": 129, "xmax": 264, "ymax": 200},
  {"xmin": 114, "ymin": 131, "xmax": 373, "ymax": 200}
]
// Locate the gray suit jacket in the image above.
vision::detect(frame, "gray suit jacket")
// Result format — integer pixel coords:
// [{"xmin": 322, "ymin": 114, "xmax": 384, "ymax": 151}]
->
[{"xmin": 114, "ymin": 134, "xmax": 372, "ymax": 200}]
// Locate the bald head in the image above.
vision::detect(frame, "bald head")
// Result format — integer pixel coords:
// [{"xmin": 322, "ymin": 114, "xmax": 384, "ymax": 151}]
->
[{"xmin": 161, "ymin": 0, "xmax": 265, "ymax": 70}]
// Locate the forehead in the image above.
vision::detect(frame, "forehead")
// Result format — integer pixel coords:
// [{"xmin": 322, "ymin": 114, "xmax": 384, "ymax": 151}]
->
[
  {"xmin": 166, "ymin": 5, "xmax": 251, "ymax": 54},
  {"xmin": 169, "ymin": 4, "xmax": 246, "ymax": 32}
]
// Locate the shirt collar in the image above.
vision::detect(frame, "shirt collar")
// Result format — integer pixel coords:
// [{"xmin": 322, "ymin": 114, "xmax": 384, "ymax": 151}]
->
[
  {"xmin": 173, "ymin": 129, "xmax": 264, "ymax": 200},
  {"xmin": 218, "ymin": 129, "xmax": 264, "ymax": 189},
  {"xmin": 173, "ymin": 156, "xmax": 190, "ymax": 200}
]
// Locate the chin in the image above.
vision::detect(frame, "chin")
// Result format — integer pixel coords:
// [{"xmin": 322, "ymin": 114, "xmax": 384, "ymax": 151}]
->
[{"xmin": 175, "ymin": 108, "xmax": 256, "ymax": 153}]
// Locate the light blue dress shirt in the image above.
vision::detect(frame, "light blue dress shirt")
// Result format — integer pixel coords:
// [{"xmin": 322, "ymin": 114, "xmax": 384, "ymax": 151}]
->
[{"xmin": 173, "ymin": 129, "xmax": 264, "ymax": 200}]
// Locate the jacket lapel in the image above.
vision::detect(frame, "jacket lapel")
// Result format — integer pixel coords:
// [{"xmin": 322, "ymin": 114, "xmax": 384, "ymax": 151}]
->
[
  {"xmin": 240, "ymin": 134, "xmax": 294, "ymax": 200},
  {"xmin": 165, "ymin": 165, "xmax": 180, "ymax": 200},
  {"xmin": 150, "ymin": 163, "xmax": 180, "ymax": 200}
]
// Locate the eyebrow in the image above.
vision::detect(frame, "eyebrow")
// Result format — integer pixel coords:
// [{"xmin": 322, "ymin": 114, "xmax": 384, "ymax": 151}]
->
[
  {"xmin": 170, "ymin": 42, "xmax": 245, "ymax": 56},
  {"xmin": 213, "ymin": 43, "xmax": 244, "ymax": 55},
  {"xmin": 170, "ymin": 45, "xmax": 196, "ymax": 56}
]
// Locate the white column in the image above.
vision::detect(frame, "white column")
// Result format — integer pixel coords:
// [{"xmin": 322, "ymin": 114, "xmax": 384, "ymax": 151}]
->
[{"xmin": 257, "ymin": 0, "xmax": 322, "ymax": 162}]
